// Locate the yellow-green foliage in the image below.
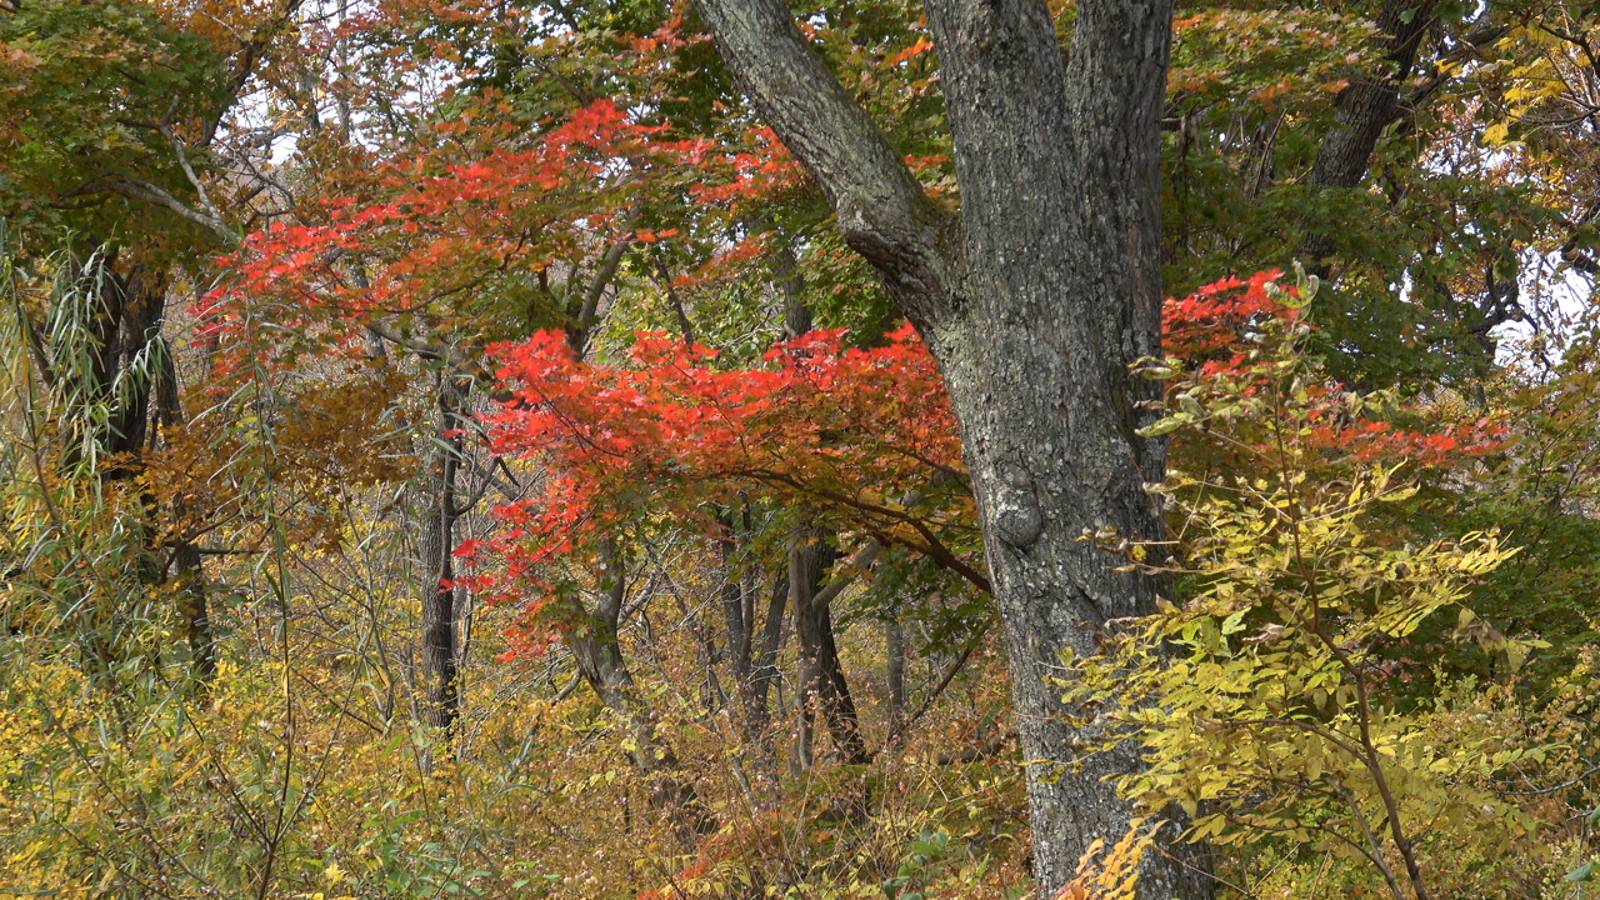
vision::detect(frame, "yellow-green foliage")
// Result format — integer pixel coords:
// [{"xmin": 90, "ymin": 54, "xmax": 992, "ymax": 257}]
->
[{"xmin": 1063, "ymin": 304, "xmax": 1599, "ymax": 898}]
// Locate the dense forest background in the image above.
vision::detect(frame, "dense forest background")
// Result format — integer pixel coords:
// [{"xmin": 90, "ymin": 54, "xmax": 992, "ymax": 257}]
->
[{"xmin": 2, "ymin": 0, "xmax": 1598, "ymax": 897}]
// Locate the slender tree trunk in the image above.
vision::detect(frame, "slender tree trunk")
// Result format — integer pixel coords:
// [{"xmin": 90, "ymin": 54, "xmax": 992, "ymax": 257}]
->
[
  {"xmin": 154, "ymin": 343, "xmax": 215, "ymax": 683},
  {"xmin": 771, "ymin": 231, "xmax": 811, "ymax": 340},
  {"xmin": 104, "ymin": 266, "xmax": 167, "ymax": 460},
  {"xmin": 417, "ymin": 372, "xmax": 469, "ymax": 743},
  {"xmin": 717, "ymin": 512, "xmax": 780, "ymax": 759},
  {"xmin": 569, "ymin": 540, "xmax": 714, "ymax": 840},
  {"xmin": 1308, "ymin": 0, "xmax": 1438, "ymax": 194},
  {"xmin": 749, "ymin": 569, "xmax": 789, "ymax": 738},
  {"xmin": 885, "ymin": 608, "xmax": 906, "ymax": 735}
]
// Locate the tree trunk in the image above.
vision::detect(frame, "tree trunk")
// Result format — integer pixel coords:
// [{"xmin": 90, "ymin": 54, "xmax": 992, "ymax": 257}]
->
[
  {"xmin": 748, "ymin": 569, "xmax": 788, "ymax": 739},
  {"xmin": 718, "ymin": 512, "xmax": 780, "ymax": 757},
  {"xmin": 417, "ymin": 372, "xmax": 469, "ymax": 742},
  {"xmin": 569, "ymin": 540, "xmax": 714, "ymax": 840},
  {"xmin": 1309, "ymin": 0, "xmax": 1437, "ymax": 192},
  {"xmin": 885, "ymin": 607, "xmax": 906, "ymax": 735},
  {"xmin": 1303, "ymin": 0, "xmax": 1438, "ymax": 276},
  {"xmin": 694, "ymin": 1, "xmax": 1208, "ymax": 894},
  {"xmin": 61, "ymin": 255, "xmax": 208, "ymax": 685},
  {"xmin": 154, "ymin": 342, "xmax": 215, "ymax": 684},
  {"xmin": 789, "ymin": 527, "xmax": 868, "ymax": 767}
]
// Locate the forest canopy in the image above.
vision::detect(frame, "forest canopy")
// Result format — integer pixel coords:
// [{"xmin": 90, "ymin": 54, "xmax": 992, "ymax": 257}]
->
[{"xmin": 1, "ymin": 1, "xmax": 1598, "ymax": 898}]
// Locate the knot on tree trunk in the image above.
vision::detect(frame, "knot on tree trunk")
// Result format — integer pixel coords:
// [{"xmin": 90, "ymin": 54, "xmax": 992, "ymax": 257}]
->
[{"xmin": 993, "ymin": 460, "xmax": 1043, "ymax": 548}]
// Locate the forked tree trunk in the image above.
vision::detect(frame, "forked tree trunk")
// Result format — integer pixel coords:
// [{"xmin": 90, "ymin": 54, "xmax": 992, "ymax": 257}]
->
[
  {"xmin": 747, "ymin": 569, "xmax": 789, "ymax": 744},
  {"xmin": 789, "ymin": 527, "xmax": 868, "ymax": 767},
  {"xmin": 569, "ymin": 540, "xmax": 714, "ymax": 841},
  {"xmin": 694, "ymin": 1, "xmax": 1209, "ymax": 894},
  {"xmin": 717, "ymin": 513, "xmax": 782, "ymax": 761}
]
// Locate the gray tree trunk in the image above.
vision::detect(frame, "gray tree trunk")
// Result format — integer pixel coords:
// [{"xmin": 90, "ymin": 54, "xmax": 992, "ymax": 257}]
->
[
  {"xmin": 569, "ymin": 540, "xmax": 714, "ymax": 841},
  {"xmin": 749, "ymin": 569, "xmax": 789, "ymax": 740},
  {"xmin": 1304, "ymin": 0, "xmax": 1438, "ymax": 276},
  {"xmin": 885, "ymin": 608, "xmax": 906, "ymax": 735},
  {"xmin": 154, "ymin": 343, "xmax": 215, "ymax": 683},
  {"xmin": 694, "ymin": 1, "xmax": 1208, "ymax": 895}
]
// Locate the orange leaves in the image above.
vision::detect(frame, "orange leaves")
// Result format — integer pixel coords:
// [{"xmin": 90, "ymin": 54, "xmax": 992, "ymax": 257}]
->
[
  {"xmin": 625, "ymin": 15, "xmax": 700, "ymax": 55},
  {"xmin": 634, "ymin": 228, "xmax": 678, "ymax": 244},
  {"xmin": 686, "ymin": 126, "xmax": 806, "ymax": 209},
  {"xmin": 0, "ymin": 44, "xmax": 42, "ymax": 73},
  {"xmin": 1306, "ymin": 414, "xmax": 1510, "ymax": 467},
  {"xmin": 451, "ymin": 538, "xmax": 486, "ymax": 560},
  {"xmin": 671, "ymin": 232, "xmax": 769, "ymax": 290},
  {"xmin": 201, "ymin": 96, "xmax": 696, "ymax": 378},
  {"xmin": 885, "ymin": 37, "xmax": 934, "ymax": 68},
  {"xmin": 1161, "ymin": 271, "xmax": 1513, "ymax": 474}
]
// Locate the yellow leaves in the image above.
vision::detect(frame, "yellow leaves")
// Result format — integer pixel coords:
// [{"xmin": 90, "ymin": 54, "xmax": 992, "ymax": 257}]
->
[
  {"xmin": 1503, "ymin": 60, "xmax": 1563, "ymax": 106},
  {"xmin": 1059, "ymin": 297, "xmax": 1559, "ymax": 890},
  {"xmin": 1055, "ymin": 822, "xmax": 1153, "ymax": 900},
  {"xmin": 1250, "ymin": 78, "xmax": 1294, "ymax": 108},
  {"xmin": 1483, "ymin": 120, "xmax": 1514, "ymax": 148},
  {"xmin": 1378, "ymin": 483, "xmax": 1419, "ymax": 504}
]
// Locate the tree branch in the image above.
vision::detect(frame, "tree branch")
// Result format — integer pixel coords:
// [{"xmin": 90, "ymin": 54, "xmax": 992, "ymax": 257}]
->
[
  {"xmin": 692, "ymin": 0, "xmax": 953, "ymax": 321},
  {"xmin": 108, "ymin": 178, "xmax": 238, "ymax": 245}
]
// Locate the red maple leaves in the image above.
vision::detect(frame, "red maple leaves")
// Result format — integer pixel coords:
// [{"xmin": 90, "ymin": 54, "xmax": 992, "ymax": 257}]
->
[
  {"xmin": 465, "ymin": 272, "xmax": 1513, "ymax": 658},
  {"xmin": 462, "ymin": 323, "xmax": 966, "ymax": 658},
  {"xmin": 1159, "ymin": 271, "xmax": 1509, "ymax": 466}
]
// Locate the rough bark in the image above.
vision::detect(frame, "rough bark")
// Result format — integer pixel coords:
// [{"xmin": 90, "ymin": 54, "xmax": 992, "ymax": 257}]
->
[
  {"xmin": 695, "ymin": 1, "xmax": 1206, "ymax": 894},
  {"xmin": 1310, "ymin": 0, "xmax": 1437, "ymax": 191}
]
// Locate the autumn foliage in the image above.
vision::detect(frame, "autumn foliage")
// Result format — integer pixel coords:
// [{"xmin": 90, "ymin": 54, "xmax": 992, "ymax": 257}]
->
[
  {"xmin": 3, "ymin": 1, "xmax": 1599, "ymax": 897},
  {"xmin": 462, "ymin": 321, "xmax": 968, "ymax": 655}
]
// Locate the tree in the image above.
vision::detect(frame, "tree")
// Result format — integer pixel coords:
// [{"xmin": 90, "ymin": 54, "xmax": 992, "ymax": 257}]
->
[
  {"xmin": 1070, "ymin": 275, "xmax": 1526, "ymax": 900},
  {"xmin": 690, "ymin": 1, "xmax": 1204, "ymax": 893},
  {"xmin": 0, "ymin": 0, "xmax": 311, "ymax": 687}
]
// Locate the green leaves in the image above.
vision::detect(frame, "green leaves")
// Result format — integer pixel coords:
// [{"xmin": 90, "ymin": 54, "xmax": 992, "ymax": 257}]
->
[{"xmin": 0, "ymin": 0, "xmax": 231, "ymax": 254}]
